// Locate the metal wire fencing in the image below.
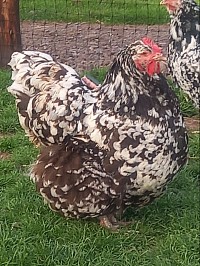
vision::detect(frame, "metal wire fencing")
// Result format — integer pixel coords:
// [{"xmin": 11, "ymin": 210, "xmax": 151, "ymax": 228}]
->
[{"xmin": 5, "ymin": 0, "xmax": 171, "ymax": 70}]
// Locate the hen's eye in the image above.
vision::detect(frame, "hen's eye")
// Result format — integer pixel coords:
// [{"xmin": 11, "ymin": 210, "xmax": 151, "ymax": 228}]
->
[{"xmin": 139, "ymin": 51, "xmax": 151, "ymax": 57}]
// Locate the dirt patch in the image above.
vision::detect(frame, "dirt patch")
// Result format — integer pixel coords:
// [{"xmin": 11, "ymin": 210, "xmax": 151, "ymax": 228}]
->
[
  {"xmin": 21, "ymin": 21, "xmax": 169, "ymax": 71},
  {"xmin": 0, "ymin": 151, "xmax": 11, "ymax": 160},
  {"xmin": 0, "ymin": 133, "xmax": 14, "ymax": 139},
  {"xmin": 184, "ymin": 117, "xmax": 200, "ymax": 132}
]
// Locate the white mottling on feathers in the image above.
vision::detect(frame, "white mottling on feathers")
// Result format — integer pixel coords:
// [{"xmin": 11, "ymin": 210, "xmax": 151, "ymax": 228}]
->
[
  {"xmin": 47, "ymin": 136, "xmax": 55, "ymax": 144},
  {"xmin": 168, "ymin": 2, "xmax": 200, "ymax": 108},
  {"xmin": 60, "ymin": 185, "xmax": 71, "ymax": 192},
  {"xmin": 119, "ymin": 163, "xmax": 137, "ymax": 176},
  {"xmin": 79, "ymin": 186, "xmax": 87, "ymax": 191},
  {"xmin": 148, "ymin": 108, "xmax": 159, "ymax": 118},
  {"xmin": 43, "ymin": 180, "xmax": 53, "ymax": 187},
  {"xmin": 50, "ymin": 187, "xmax": 60, "ymax": 198},
  {"xmin": 50, "ymin": 126, "xmax": 58, "ymax": 136},
  {"xmin": 7, "ymin": 44, "xmax": 188, "ymax": 220},
  {"xmin": 44, "ymin": 163, "xmax": 53, "ymax": 169}
]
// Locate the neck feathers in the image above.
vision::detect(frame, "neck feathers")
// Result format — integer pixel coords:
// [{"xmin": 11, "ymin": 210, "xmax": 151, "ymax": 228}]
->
[
  {"xmin": 170, "ymin": 1, "xmax": 200, "ymax": 44},
  {"xmin": 97, "ymin": 57, "xmax": 146, "ymax": 114}
]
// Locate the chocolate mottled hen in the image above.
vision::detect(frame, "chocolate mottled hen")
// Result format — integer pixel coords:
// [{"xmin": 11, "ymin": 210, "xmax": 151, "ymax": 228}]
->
[
  {"xmin": 8, "ymin": 39, "xmax": 188, "ymax": 229},
  {"xmin": 161, "ymin": 0, "xmax": 200, "ymax": 108}
]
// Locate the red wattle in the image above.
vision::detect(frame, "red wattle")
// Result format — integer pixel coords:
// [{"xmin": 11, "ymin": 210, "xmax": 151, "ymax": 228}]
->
[{"xmin": 147, "ymin": 61, "xmax": 160, "ymax": 76}]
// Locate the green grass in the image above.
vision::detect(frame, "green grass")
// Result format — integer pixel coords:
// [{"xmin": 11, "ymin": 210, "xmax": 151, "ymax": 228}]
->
[
  {"xmin": 166, "ymin": 79, "xmax": 198, "ymax": 117},
  {"xmin": 20, "ymin": 0, "xmax": 170, "ymax": 25},
  {"xmin": 0, "ymin": 69, "xmax": 199, "ymax": 265}
]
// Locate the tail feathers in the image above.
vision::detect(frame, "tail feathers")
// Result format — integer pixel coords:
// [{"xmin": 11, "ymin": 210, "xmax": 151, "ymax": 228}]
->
[
  {"xmin": 31, "ymin": 144, "xmax": 85, "ymax": 184},
  {"xmin": 8, "ymin": 51, "xmax": 54, "ymax": 72},
  {"xmin": 8, "ymin": 51, "xmax": 53, "ymax": 83},
  {"xmin": 7, "ymin": 51, "xmax": 54, "ymax": 98},
  {"xmin": 8, "ymin": 50, "xmax": 81, "ymax": 100},
  {"xmin": 30, "ymin": 144, "xmax": 89, "ymax": 215},
  {"xmin": 7, "ymin": 81, "xmax": 38, "ymax": 99}
]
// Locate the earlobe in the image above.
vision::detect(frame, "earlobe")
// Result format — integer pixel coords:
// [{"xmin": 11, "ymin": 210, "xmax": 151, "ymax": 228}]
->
[{"xmin": 134, "ymin": 59, "xmax": 144, "ymax": 72}]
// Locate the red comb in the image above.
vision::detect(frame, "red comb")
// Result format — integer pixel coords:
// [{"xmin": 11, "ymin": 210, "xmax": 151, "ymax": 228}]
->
[{"xmin": 142, "ymin": 37, "xmax": 162, "ymax": 53}]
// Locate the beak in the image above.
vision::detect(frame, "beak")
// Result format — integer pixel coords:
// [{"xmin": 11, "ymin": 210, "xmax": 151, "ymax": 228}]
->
[
  {"xmin": 153, "ymin": 54, "xmax": 167, "ymax": 62},
  {"xmin": 159, "ymin": 56, "xmax": 167, "ymax": 62}
]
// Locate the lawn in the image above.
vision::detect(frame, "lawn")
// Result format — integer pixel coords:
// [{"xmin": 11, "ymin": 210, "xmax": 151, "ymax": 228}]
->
[
  {"xmin": 20, "ymin": 0, "xmax": 170, "ymax": 25},
  {"xmin": 0, "ymin": 69, "xmax": 199, "ymax": 265}
]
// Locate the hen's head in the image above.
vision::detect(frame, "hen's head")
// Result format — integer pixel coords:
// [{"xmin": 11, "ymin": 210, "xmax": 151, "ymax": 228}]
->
[
  {"xmin": 119, "ymin": 38, "xmax": 166, "ymax": 76},
  {"xmin": 160, "ymin": 0, "xmax": 182, "ymax": 14}
]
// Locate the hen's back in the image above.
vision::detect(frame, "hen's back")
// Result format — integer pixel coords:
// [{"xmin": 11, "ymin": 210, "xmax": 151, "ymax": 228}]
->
[{"xmin": 8, "ymin": 51, "xmax": 94, "ymax": 146}]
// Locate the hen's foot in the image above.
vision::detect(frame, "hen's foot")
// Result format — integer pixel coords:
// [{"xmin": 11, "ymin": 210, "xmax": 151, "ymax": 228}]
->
[
  {"xmin": 81, "ymin": 76, "xmax": 99, "ymax": 90},
  {"xmin": 99, "ymin": 214, "xmax": 133, "ymax": 231}
]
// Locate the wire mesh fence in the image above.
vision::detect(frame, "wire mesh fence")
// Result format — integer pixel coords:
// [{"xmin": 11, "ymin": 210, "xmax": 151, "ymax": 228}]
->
[{"xmin": 3, "ymin": 0, "xmax": 171, "ymax": 71}]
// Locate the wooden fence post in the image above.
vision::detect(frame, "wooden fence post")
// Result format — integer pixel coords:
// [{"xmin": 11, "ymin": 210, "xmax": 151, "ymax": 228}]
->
[{"xmin": 0, "ymin": 0, "xmax": 21, "ymax": 67}]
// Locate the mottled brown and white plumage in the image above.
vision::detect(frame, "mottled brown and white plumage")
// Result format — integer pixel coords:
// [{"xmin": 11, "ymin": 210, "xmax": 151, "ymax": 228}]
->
[
  {"xmin": 8, "ymin": 39, "xmax": 188, "ymax": 229},
  {"xmin": 161, "ymin": 0, "xmax": 200, "ymax": 108},
  {"xmin": 8, "ymin": 51, "xmax": 97, "ymax": 146}
]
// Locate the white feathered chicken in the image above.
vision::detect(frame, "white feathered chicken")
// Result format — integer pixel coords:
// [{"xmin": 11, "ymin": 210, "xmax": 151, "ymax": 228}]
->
[
  {"xmin": 8, "ymin": 38, "xmax": 188, "ymax": 229},
  {"xmin": 161, "ymin": 0, "xmax": 200, "ymax": 108}
]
